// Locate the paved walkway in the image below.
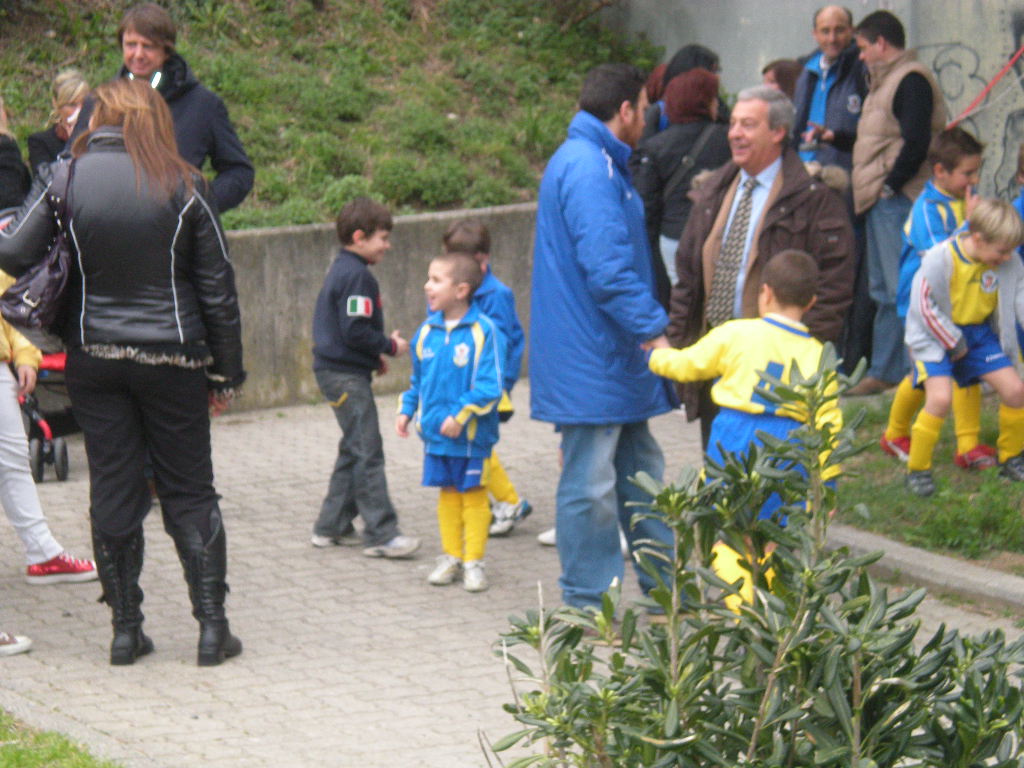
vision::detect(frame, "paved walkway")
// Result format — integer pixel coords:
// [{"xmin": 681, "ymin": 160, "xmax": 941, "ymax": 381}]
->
[{"xmin": 0, "ymin": 385, "xmax": 1020, "ymax": 767}]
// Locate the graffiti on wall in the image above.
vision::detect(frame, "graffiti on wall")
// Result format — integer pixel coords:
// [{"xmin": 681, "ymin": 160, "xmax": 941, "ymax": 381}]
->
[{"xmin": 917, "ymin": 7, "xmax": 1024, "ymax": 199}]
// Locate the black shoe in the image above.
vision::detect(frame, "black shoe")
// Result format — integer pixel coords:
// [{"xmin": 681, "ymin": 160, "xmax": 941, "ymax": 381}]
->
[
  {"xmin": 93, "ymin": 527, "xmax": 151, "ymax": 665},
  {"xmin": 198, "ymin": 620, "xmax": 242, "ymax": 666},
  {"xmin": 1000, "ymin": 453, "xmax": 1024, "ymax": 482},
  {"xmin": 111, "ymin": 627, "xmax": 154, "ymax": 666},
  {"xmin": 169, "ymin": 509, "xmax": 243, "ymax": 666},
  {"xmin": 905, "ymin": 470, "xmax": 936, "ymax": 497}
]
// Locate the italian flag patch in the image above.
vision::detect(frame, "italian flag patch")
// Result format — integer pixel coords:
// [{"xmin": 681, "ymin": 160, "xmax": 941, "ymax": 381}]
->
[{"xmin": 346, "ymin": 296, "xmax": 373, "ymax": 317}]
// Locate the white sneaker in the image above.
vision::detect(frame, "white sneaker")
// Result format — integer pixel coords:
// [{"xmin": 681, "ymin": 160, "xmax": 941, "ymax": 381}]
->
[
  {"xmin": 0, "ymin": 630, "xmax": 32, "ymax": 657},
  {"xmin": 311, "ymin": 532, "xmax": 360, "ymax": 548},
  {"xmin": 463, "ymin": 560, "xmax": 488, "ymax": 592},
  {"xmin": 537, "ymin": 527, "xmax": 556, "ymax": 546},
  {"xmin": 363, "ymin": 534, "xmax": 421, "ymax": 559},
  {"xmin": 427, "ymin": 554, "xmax": 461, "ymax": 585},
  {"xmin": 488, "ymin": 501, "xmax": 515, "ymax": 536}
]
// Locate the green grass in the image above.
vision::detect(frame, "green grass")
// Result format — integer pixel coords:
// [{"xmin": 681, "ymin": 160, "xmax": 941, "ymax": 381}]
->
[
  {"xmin": 0, "ymin": 0, "xmax": 660, "ymax": 229},
  {"xmin": 0, "ymin": 710, "xmax": 121, "ymax": 767},
  {"xmin": 837, "ymin": 392, "xmax": 1024, "ymax": 560}
]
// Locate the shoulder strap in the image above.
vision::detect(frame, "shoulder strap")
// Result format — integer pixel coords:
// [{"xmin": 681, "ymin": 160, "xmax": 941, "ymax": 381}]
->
[
  {"xmin": 46, "ymin": 159, "xmax": 74, "ymax": 228},
  {"xmin": 663, "ymin": 123, "xmax": 718, "ymax": 204}
]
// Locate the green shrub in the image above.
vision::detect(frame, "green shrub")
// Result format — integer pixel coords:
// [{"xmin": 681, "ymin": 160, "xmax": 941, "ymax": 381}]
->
[
  {"xmin": 417, "ymin": 157, "xmax": 469, "ymax": 208},
  {"xmin": 322, "ymin": 175, "xmax": 374, "ymax": 212},
  {"xmin": 373, "ymin": 154, "xmax": 421, "ymax": 206},
  {"xmin": 495, "ymin": 352, "xmax": 1024, "ymax": 767}
]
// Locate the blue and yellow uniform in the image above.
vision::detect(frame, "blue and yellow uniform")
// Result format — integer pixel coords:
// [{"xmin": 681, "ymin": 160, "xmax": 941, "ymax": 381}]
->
[
  {"xmin": 648, "ymin": 313, "xmax": 839, "ymax": 500},
  {"xmin": 896, "ymin": 180, "xmax": 966, "ymax": 319},
  {"xmin": 910, "ymin": 236, "xmax": 1006, "ymax": 388},
  {"xmin": 400, "ymin": 304, "xmax": 504, "ymax": 464},
  {"xmin": 649, "ymin": 314, "xmax": 839, "ymax": 612},
  {"xmin": 886, "ymin": 179, "xmax": 983, "ymax": 464},
  {"xmin": 472, "ymin": 268, "xmax": 527, "ymax": 519},
  {"xmin": 399, "ymin": 304, "xmax": 505, "ymax": 564},
  {"xmin": 905, "ymin": 233, "xmax": 1024, "ymax": 472}
]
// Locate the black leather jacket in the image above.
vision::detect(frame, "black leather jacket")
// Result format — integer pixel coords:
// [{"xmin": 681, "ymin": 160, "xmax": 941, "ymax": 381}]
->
[{"xmin": 0, "ymin": 128, "xmax": 244, "ymax": 387}]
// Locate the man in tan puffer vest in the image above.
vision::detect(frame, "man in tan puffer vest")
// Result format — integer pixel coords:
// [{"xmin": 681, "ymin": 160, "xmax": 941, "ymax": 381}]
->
[{"xmin": 847, "ymin": 10, "xmax": 946, "ymax": 396}]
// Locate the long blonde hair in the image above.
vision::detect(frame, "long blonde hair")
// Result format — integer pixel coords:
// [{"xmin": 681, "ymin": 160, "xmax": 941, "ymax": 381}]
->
[{"xmin": 72, "ymin": 78, "xmax": 197, "ymax": 200}]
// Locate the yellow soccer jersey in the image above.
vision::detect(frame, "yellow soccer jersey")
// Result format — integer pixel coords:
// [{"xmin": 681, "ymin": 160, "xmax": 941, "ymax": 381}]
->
[
  {"xmin": 948, "ymin": 234, "xmax": 999, "ymax": 326},
  {"xmin": 649, "ymin": 314, "xmax": 826, "ymax": 421}
]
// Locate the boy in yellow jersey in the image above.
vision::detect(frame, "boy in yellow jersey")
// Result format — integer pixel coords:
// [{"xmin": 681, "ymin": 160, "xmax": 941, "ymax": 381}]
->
[
  {"xmin": 880, "ymin": 128, "xmax": 989, "ymax": 469},
  {"xmin": 647, "ymin": 249, "xmax": 839, "ymax": 611},
  {"xmin": 904, "ymin": 198, "xmax": 1024, "ymax": 496}
]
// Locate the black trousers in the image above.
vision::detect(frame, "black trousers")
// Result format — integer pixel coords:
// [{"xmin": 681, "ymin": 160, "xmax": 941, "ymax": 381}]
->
[{"xmin": 65, "ymin": 349, "xmax": 219, "ymax": 539}]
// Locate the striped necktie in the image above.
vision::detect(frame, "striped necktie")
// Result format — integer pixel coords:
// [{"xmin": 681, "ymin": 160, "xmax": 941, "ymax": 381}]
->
[{"xmin": 706, "ymin": 176, "xmax": 758, "ymax": 328}]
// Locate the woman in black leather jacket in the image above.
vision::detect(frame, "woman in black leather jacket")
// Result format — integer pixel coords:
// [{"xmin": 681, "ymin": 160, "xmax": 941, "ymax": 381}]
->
[{"xmin": 0, "ymin": 78, "xmax": 245, "ymax": 667}]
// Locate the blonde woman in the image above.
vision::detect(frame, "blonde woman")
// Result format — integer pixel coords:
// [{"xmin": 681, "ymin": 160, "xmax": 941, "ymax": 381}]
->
[
  {"xmin": 0, "ymin": 79, "xmax": 244, "ymax": 666},
  {"xmin": 27, "ymin": 69, "xmax": 89, "ymax": 175}
]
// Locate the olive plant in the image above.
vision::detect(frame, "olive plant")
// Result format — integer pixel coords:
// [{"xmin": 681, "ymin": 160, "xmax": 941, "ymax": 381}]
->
[{"xmin": 494, "ymin": 347, "xmax": 1024, "ymax": 768}]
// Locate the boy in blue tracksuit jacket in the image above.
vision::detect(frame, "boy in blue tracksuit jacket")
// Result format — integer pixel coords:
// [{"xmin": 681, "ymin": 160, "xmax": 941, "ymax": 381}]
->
[
  {"xmin": 441, "ymin": 220, "xmax": 531, "ymax": 538},
  {"xmin": 397, "ymin": 252, "xmax": 505, "ymax": 593}
]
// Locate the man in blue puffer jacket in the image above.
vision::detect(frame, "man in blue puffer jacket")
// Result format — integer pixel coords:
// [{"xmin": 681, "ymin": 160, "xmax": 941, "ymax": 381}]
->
[{"xmin": 530, "ymin": 63, "xmax": 675, "ymax": 611}]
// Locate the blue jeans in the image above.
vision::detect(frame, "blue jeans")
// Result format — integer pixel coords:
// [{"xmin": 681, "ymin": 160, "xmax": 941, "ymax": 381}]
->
[
  {"xmin": 556, "ymin": 421, "xmax": 671, "ymax": 609},
  {"xmin": 865, "ymin": 195, "xmax": 912, "ymax": 383},
  {"xmin": 313, "ymin": 370, "xmax": 399, "ymax": 546}
]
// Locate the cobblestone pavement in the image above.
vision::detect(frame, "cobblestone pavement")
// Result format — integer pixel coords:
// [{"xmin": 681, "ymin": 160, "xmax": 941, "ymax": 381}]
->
[{"xmin": 0, "ymin": 385, "xmax": 1019, "ymax": 767}]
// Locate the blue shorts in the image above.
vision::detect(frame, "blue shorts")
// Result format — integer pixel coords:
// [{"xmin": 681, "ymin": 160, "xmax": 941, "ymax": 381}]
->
[
  {"xmin": 707, "ymin": 408, "xmax": 803, "ymax": 522},
  {"xmin": 912, "ymin": 323, "xmax": 1011, "ymax": 388},
  {"xmin": 422, "ymin": 454, "xmax": 487, "ymax": 491}
]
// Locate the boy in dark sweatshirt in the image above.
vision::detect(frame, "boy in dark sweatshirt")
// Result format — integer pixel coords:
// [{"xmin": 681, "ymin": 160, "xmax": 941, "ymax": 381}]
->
[{"xmin": 310, "ymin": 197, "xmax": 420, "ymax": 559}]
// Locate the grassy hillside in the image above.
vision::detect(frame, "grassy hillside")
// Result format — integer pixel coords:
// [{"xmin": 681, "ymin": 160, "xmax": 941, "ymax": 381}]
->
[{"xmin": 0, "ymin": 0, "xmax": 658, "ymax": 229}]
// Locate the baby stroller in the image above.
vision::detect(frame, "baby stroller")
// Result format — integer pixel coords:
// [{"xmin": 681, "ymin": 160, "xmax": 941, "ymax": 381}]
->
[{"xmin": 19, "ymin": 352, "xmax": 76, "ymax": 482}]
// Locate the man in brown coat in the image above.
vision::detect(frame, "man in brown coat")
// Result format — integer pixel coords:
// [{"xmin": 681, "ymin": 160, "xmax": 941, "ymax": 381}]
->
[{"xmin": 668, "ymin": 84, "xmax": 855, "ymax": 445}]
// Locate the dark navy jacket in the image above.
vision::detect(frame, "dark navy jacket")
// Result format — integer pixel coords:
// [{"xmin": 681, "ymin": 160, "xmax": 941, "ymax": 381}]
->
[
  {"xmin": 791, "ymin": 42, "xmax": 867, "ymax": 171},
  {"xmin": 74, "ymin": 53, "xmax": 254, "ymax": 212},
  {"xmin": 312, "ymin": 249, "xmax": 395, "ymax": 377}
]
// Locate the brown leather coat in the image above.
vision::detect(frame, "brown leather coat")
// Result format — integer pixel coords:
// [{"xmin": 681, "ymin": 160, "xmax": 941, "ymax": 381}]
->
[{"xmin": 667, "ymin": 147, "xmax": 855, "ymax": 420}]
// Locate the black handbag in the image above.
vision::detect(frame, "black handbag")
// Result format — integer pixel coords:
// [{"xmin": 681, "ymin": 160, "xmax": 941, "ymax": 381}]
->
[{"xmin": 0, "ymin": 160, "xmax": 74, "ymax": 352}]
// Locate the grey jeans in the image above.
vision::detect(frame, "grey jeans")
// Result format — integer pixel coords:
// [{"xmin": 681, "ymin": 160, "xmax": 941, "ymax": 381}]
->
[{"xmin": 313, "ymin": 369, "xmax": 399, "ymax": 546}]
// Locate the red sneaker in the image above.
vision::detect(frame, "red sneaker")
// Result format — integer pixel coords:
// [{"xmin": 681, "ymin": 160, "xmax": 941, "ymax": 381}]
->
[
  {"xmin": 25, "ymin": 552, "xmax": 98, "ymax": 585},
  {"xmin": 879, "ymin": 434, "xmax": 910, "ymax": 462},
  {"xmin": 954, "ymin": 443, "xmax": 997, "ymax": 470}
]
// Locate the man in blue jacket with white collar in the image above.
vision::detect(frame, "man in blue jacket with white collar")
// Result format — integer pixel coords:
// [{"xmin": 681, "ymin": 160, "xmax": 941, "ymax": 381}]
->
[{"xmin": 530, "ymin": 63, "xmax": 675, "ymax": 611}]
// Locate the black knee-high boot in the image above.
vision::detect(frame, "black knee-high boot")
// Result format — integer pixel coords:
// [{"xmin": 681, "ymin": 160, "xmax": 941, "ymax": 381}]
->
[
  {"xmin": 169, "ymin": 510, "xmax": 242, "ymax": 666},
  {"xmin": 92, "ymin": 526, "xmax": 154, "ymax": 665}
]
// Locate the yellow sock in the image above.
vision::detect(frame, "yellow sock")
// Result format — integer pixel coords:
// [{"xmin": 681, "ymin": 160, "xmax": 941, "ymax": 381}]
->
[
  {"xmin": 885, "ymin": 376, "xmax": 923, "ymax": 440},
  {"xmin": 998, "ymin": 405, "xmax": 1024, "ymax": 463},
  {"xmin": 908, "ymin": 410, "xmax": 944, "ymax": 472},
  {"xmin": 711, "ymin": 541, "xmax": 774, "ymax": 615},
  {"xmin": 437, "ymin": 488, "xmax": 463, "ymax": 559},
  {"xmin": 461, "ymin": 487, "xmax": 491, "ymax": 562},
  {"xmin": 485, "ymin": 452, "xmax": 519, "ymax": 505},
  {"xmin": 952, "ymin": 383, "xmax": 982, "ymax": 455}
]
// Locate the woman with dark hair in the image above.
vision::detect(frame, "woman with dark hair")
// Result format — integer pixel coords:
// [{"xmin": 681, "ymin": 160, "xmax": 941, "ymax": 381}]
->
[
  {"xmin": 641, "ymin": 44, "xmax": 725, "ymax": 141},
  {"xmin": 762, "ymin": 59, "xmax": 803, "ymax": 100},
  {"xmin": 634, "ymin": 68, "xmax": 732, "ymax": 306},
  {"xmin": 0, "ymin": 78, "xmax": 245, "ymax": 667}
]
